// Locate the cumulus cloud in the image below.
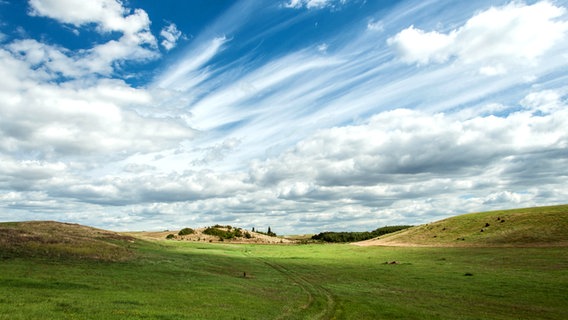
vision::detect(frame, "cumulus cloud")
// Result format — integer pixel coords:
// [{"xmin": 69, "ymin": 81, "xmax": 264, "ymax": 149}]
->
[
  {"xmin": 25, "ymin": 0, "xmax": 158, "ymax": 77},
  {"xmin": 28, "ymin": 0, "xmax": 148, "ymax": 34},
  {"xmin": 0, "ymin": 52, "xmax": 194, "ymax": 160},
  {"xmin": 249, "ymin": 95, "xmax": 568, "ymax": 223},
  {"xmin": 388, "ymin": 1, "xmax": 568, "ymax": 73},
  {"xmin": 160, "ymin": 23, "xmax": 183, "ymax": 51}
]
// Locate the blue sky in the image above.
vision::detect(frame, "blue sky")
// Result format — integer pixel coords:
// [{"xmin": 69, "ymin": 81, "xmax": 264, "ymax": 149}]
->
[{"xmin": 0, "ymin": 0, "xmax": 567, "ymax": 234}]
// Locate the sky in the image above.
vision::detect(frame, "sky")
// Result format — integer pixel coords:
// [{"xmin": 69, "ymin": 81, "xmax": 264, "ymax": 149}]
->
[{"xmin": 0, "ymin": 0, "xmax": 567, "ymax": 234}]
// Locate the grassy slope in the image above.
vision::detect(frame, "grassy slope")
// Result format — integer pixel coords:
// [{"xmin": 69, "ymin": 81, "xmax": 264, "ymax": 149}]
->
[
  {"xmin": 0, "ymin": 221, "xmax": 137, "ymax": 261},
  {"xmin": 358, "ymin": 205, "xmax": 568, "ymax": 247}
]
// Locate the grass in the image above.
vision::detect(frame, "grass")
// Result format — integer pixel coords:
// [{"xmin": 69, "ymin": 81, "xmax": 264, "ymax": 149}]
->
[
  {"xmin": 1, "ymin": 206, "xmax": 567, "ymax": 319},
  {"xmin": 1, "ymin": 240, "xmax": 567, "ymax": 319},
  {"xmin": 370, "ymin": 204, "xmax": 568, "ymax": 247}
]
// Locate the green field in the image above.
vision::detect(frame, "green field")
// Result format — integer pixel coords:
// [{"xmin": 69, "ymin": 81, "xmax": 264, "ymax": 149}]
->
[
  {"xmin": 1, "ymin": 206, "xmax": 567, "ymax": 319},
  {"xmin": 1, "ymin": 241, "xmax": 567, "ymax": 319}
]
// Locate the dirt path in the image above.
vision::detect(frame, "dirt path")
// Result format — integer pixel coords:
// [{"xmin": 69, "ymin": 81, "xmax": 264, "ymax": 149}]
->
[{"xmin": 250, "ymin": 255, "xmax": 336, "ymax": 319}]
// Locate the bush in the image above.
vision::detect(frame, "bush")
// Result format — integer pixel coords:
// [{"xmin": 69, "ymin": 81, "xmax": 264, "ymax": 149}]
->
[
  {"xmin": 203, "ymin": 226, "xmax": 245, "ymax": 240},
  {"xmin": 166, "ymin": 234, "xmax": 175, "ymax": 240},
  {"xmin": 178, "ymin": 228, "xmax": 195, "ymax": 236}
]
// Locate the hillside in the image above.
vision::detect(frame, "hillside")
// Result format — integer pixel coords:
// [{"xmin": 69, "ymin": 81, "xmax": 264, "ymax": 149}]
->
[
  {"xmin": 356, "ymin": 205, "xmax": 568, "ymax": 247},
  {"xmin": 124, "ymin": 225, "xmax": 294, "ymax": 244},
  {"xmin": 0, "ymin": 221, "xmax": 137, "ymax": 261}
]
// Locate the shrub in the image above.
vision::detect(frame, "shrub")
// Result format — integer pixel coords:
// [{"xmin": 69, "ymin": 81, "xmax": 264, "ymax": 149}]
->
[
  {"xmin": 166, "ymin": 234, "xmax": 175, "ymax": 240},
  {"xmin": 178, "ymin": 228, "xmax": 195, "ymax": 236},
  {"xmin": 203, "ymin": 226, "xmax": 245, "ymax": 240}
]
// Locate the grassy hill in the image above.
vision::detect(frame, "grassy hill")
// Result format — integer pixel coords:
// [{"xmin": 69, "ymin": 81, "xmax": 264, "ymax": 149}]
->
[
  {"xmin": 0, "ymin": 221, "xmax": 137, "ymax": 261},
  {"xmin": 357, "ymin": 204, "xmax": 568, "ymax": 247}
]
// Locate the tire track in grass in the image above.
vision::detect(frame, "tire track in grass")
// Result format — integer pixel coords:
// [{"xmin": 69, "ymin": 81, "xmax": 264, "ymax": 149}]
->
[{"xmin": 260, "ymin": 259, "xmax": 336, "ymax": 320}]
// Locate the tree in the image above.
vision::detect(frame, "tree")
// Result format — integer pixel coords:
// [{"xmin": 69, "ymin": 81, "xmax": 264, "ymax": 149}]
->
[{"xmin": 252, "ymin": 227, "xmax": 255, "ymax": 232}]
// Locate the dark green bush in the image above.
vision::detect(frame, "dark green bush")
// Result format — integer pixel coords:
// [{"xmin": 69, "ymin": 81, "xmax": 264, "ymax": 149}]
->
[
  {"xmin": 178, "ymin": 228, "xmax": 195, "ymax": 236},
  {"xmin": 166, "ymin": 234, "xmax": 175, "ymax": 239},
  {"xmin": 203, "ymin": 226, "xmax": 245, "ymax": 240}
]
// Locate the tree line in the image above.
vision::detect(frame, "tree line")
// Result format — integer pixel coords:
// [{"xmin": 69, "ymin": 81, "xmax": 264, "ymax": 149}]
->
[{"xmin": 311, "ymin": 225, "xmax": 413, "ymax": 243}]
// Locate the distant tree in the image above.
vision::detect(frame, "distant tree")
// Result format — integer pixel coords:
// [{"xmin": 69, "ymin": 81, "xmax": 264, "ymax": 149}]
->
[{"xmin": 252, "ymin": 227, "xmax": 255, "ymax": 232}]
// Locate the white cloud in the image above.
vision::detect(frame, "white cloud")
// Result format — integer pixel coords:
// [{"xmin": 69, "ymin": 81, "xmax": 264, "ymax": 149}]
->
[
  {"xmin": 0, "ymin": 49, "xmax": 194, "ymax": 159},
  {"xmin": 284, "ymin": 0, "xmax": 342, "ymax": 10},
  {"xmin": 160, "ymin": 23, "xmax": 183, "ymax": 51},
  {"xmin": 520, "ymin": 90, "xmax": 564, "ymax": 113},
  {"xmin": 26, "ymin": 0, "xmax": 158, "ymax": 77},
  {"xmin": 388, "ymin": 1, "xmax": 568, "ymax": 73},
  {"xmin": 29, "ymin": 0, "xmax": 141, "ymax": 34},
  {"xmin": 251, "ymin": 95, "xmax": 568, "ymax": 201},
  {"xmin": 387, "ymin": 25, "xmax": 455, "ymax": 64}
]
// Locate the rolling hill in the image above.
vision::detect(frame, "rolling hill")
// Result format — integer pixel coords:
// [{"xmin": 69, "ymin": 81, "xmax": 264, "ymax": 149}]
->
[
  {"xmin": 0, "ymin": 221, "xmax": 137, "ymax": 261},
  {"xmin": 356, "ymin": 204, "xmax": 568, "ymax": 247}
]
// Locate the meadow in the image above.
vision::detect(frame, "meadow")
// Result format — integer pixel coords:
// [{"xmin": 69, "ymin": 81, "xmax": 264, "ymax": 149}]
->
[{"xmin": 1, "ymin": 239, "xmax": 567, "ymax": 319}]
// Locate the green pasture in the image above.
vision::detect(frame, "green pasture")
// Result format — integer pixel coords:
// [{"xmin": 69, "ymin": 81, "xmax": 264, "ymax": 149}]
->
[{"xmin": 1, "ymin": 240, "xmax": 566, "ymax": 319}]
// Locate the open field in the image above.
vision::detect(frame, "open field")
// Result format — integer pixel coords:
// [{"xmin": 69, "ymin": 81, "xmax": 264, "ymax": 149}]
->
[
  {"xmin": 1, "ymin": 205, "xmax": 567, "ymax": 319},
  {"xmin": 1, "ymin": 241, "xmax": 567, "ymax": 319}
]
